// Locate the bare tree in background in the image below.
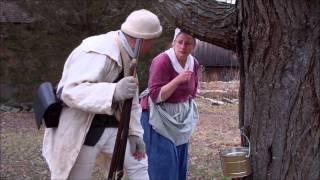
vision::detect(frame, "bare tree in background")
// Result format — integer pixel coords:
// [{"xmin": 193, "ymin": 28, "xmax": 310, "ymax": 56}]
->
[{"xmin": 155, "ymin": 0, "xmax": 320, "ymax": 179}]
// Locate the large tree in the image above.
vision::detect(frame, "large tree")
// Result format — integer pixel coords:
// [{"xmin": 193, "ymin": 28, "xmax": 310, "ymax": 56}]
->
[{"xmin": 155, "ymin": 0, "xmax": 320, "ymax": 179}]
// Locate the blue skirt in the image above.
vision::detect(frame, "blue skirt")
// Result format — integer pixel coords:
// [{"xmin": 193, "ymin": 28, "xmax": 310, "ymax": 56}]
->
[{"xmin": 141, "ymin": 111, "xmax": 189, "ymax": 180}]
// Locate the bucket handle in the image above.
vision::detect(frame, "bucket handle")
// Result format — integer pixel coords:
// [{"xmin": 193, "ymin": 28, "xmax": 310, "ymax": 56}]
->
[{"xmin": 240, "ymin": 127, "xmax": 251, "ymax": 158}]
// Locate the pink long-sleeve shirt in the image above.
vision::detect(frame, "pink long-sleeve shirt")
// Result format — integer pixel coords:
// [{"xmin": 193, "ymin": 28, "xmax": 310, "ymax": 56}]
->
[{"xmin": 141, "ymin": 52, "xmax": 199, "ymax": 110}]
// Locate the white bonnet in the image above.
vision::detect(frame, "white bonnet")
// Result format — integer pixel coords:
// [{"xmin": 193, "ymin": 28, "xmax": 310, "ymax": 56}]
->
[
  {"xmin": 172, "ymin": 28, "xmax": 196, "ymax": 46},
  {"xmin": 173, "ymin": 28, "xmax": 182, "ymax": 43}
]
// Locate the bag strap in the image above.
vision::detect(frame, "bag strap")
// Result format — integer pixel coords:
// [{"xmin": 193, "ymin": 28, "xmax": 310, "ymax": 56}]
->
[
  {"xmin": 113, "ymin": 68, "xmax": 124, "ymax": 83},
  {"xmin": 56, "ymin": 87, "xmax": 63, "ymax": 100}
]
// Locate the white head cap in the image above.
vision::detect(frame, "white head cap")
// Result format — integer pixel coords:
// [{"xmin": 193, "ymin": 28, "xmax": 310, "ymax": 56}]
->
[
  {"xmin": 121, "ymin": 9, "xmax": 162, "ymax": 39},
  {"xmin": 173, "ymin": 28, "xmax": 182, "ymax": 42},
  {"xmin": 172, "ymin": 28, "xmax": 196, "ymax": 46}
]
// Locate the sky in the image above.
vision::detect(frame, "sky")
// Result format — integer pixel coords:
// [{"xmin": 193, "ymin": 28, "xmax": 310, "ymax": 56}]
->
[{"xmin": 216, "ymin": 0, "xmax": 236, "ymax": 4}]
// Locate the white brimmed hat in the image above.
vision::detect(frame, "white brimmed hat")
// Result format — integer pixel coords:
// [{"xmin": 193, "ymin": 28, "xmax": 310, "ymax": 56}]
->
[{"xmin": 121, "ymin": 9, "xmax": 162, "ymax": 39}]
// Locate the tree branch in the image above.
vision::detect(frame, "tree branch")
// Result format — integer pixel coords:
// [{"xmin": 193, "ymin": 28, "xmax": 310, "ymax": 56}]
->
[{"xmin": 154, "ymin": 0, "xmax": 237, "ymax": 51}]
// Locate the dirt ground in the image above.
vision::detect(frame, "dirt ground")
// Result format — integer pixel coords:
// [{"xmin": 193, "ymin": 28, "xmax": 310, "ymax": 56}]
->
[
  {"xmin": 0, "ymin": 81, "xmax": 241, "ymax": 180},
  {"xmin": 188, "ymin": 99, "xmax": 240, "ymax": 179}
]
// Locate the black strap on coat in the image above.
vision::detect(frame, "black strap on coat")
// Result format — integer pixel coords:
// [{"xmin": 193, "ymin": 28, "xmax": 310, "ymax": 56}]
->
[{"xmin": 84, "ymin": 70, "xmax": 124, "ymax": 146}]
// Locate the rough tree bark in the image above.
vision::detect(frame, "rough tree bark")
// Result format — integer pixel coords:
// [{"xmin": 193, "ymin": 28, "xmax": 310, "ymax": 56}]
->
[
  {"xmin": 156, "ymin": 0, "xmax": 237, "ymax": 50},
  {"xmin": 155, "ymin": 0, "xmax": 320, "ymax": 179}
]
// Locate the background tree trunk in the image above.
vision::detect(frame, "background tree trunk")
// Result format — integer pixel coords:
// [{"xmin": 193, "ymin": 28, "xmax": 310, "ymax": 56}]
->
[{"xmin": 156, "ymin": 0, "xmax": 320, "ymax": 179}]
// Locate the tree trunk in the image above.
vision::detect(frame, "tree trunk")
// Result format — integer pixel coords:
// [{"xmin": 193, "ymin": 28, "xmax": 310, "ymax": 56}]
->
[
  {"xmin": 156, "ymin": 0, "xmax": 320, "ymax": 179},
  {"xmin": 238, "ymin": 0, "xmax": 320, "ymax": 179}
]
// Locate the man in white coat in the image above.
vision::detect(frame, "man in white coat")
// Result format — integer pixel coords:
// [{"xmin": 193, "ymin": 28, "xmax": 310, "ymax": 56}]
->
[{"xmin": 42, "ymin": 9, "xmax": 162, "ymax": 180}]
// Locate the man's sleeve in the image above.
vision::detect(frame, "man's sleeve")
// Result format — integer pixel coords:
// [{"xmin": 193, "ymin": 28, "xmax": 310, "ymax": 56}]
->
[{"xmin": 61, "ymin": 50, "xmax": 118, "ymax": 115}]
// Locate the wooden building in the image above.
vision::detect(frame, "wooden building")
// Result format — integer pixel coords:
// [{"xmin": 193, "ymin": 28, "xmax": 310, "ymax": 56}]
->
[
  {"xmin": 192, "ymin": 40, "xmax": 239, "ymax": 82},
  {"xmin": 0, "ymin": 1, "xmax": 34, "ymax": 23}
]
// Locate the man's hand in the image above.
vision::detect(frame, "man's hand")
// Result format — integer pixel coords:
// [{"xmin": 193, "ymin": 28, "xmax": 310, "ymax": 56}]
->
[
  {"xmin": 113, "ymin": 76, "xmax": 138, "ymax": 102},
  {"xmin": 129, "ymin": 135, "xmax": 146, "ymax": 161}
]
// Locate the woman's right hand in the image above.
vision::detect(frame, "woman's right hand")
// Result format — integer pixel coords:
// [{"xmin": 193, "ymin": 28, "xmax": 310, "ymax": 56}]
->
[
  {"xmin": 174, "ymin": 70, "xmax": 193, "ymax": 84},
  {"xmin": 159, "ymin": 70, "xmax": 193, "ymax": 102}
]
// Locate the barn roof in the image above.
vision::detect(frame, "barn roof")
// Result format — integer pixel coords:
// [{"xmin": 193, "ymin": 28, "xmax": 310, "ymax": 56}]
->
[
  {"xmin": 0, "ymin": 1, "xmax": 34, "ymax": 23},
  {"xmin": 192, "ymin": 40, "xmax": 239, "ymax": 67}
]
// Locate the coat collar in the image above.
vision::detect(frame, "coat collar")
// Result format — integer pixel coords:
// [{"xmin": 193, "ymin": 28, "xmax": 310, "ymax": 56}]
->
[{"xmin": 80, "ymin": 30, "xmax": 122, "ymax": 67}]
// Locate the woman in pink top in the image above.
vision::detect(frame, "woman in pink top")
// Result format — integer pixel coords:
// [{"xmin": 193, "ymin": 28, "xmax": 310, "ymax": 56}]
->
[{"xmin": 140, "ymin": 28, "xmax": 199, "ymax": 180}]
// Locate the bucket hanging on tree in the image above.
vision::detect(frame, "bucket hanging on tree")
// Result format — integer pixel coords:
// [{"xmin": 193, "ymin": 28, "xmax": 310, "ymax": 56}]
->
[{"xmin": 219, "ymin": 128, "xmax": 251, "ymax": 178}]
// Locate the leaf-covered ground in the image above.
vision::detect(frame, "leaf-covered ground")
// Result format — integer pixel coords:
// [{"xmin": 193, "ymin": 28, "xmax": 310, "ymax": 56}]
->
[
  {"xmin": 0, "ymin": 98, "xmax": 240, "ymax": 180},
  {"xmin": 188, "ymin": 99, "xmax": 240, "ymax": 180}
]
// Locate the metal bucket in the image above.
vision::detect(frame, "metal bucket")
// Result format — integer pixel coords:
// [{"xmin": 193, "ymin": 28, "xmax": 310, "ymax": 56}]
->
[{"xmin": 219, "ymin": 130, "xmax": 251, "ymax": 178}]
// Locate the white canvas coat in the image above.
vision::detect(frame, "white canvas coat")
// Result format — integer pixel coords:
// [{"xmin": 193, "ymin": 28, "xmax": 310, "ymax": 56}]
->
[{"xmin": 42, "ymin": 31, "xmax": 143, "ymax": 179}]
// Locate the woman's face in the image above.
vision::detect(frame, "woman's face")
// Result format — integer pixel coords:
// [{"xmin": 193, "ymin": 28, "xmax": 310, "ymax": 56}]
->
[{"xmin": 173, "ymin": 33, "xmax": 195, "ymax": 61}]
